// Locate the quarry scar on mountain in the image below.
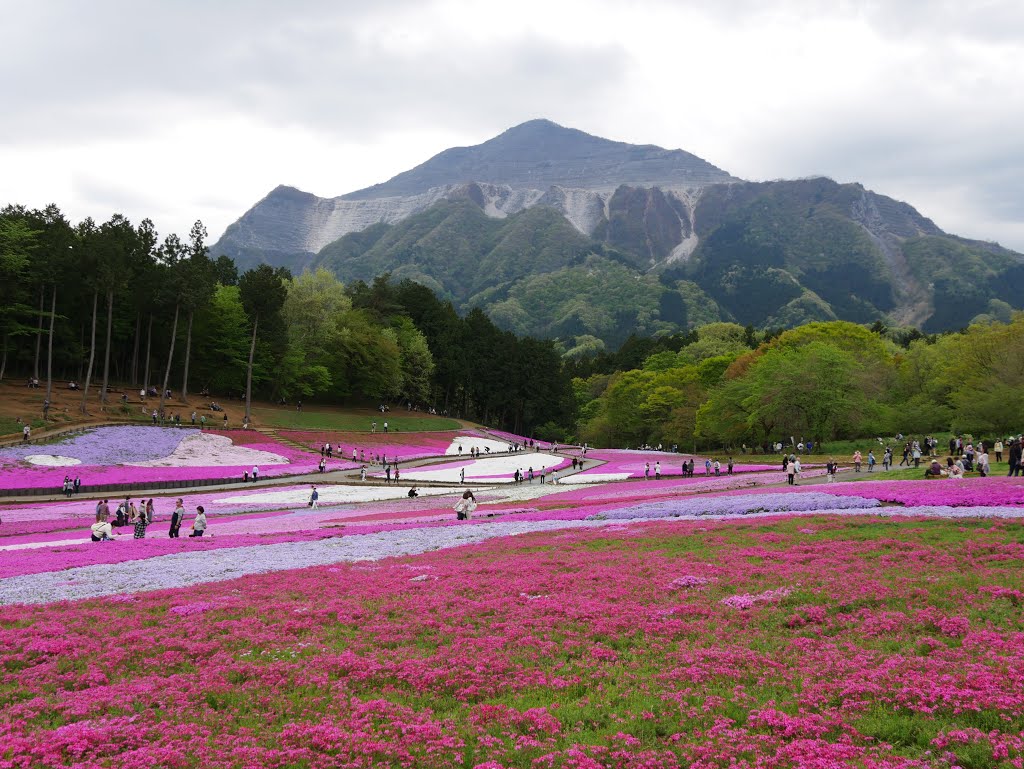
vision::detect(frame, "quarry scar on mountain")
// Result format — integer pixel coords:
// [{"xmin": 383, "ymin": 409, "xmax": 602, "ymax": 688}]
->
[{"xmin": 214, "ymin": 119, "xmax": 1024, "ymax": 342}]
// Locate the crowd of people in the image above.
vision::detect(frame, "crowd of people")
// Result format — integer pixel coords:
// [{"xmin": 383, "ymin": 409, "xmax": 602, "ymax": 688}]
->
[{"xmin": 89, "ymin": 496, "xmax": 208, "ymax": 541}]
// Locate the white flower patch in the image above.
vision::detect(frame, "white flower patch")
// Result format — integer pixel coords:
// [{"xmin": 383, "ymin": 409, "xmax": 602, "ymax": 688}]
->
[
  {"xmin": 25, "ymin": 455, "xmax": 82, "ymax": 467},
  {"xmin": 212, "ymin": 484, "xmax": 463, "ymax": 507},
  {"xmin": 444, "ymin": 435, "xmax": 515, "ymax": 456},
  {"xmin": 128, "ymin": 432, "xmax": 288, "ymax": 467},
  {"xmin": 0, "ymin": 538, "xmax": 90, "ymax": 551},
  {"xmin": 557, "ymin": 473, "xmax": 630, "ymax": 484},
  {"xmin": 395, "ymin": 453, "xmax": 563, "ymax": 483}
]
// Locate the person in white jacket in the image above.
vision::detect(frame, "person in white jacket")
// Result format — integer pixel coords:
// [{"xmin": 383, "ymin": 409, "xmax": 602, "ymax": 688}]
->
[{"xmin": 189, "ymin": 506, "xmax": 208, "ymax": 537}]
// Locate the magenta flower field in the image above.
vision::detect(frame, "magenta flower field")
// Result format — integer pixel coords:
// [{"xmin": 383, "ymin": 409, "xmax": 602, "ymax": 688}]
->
[
  {"xmin": 0, "ymin": 427, "xmax": 331, "ymax": 489},
  {"xmin": 4, "ymin": 425, "xmax": 1024, "ymax": 767},
  {"xmin": 4, "ymin": 515, "xmax": 1024, "ymax": 768}
]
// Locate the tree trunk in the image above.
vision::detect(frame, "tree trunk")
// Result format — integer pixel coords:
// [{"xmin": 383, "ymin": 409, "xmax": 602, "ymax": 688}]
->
[
  {"xmin": 157, "ymin": 303, "xmax": 180, "ymax": 416},
  {"xmin": 80, "ymin": 290, "xmax": 98, "ymax": 414},
  {"xmin": 142, "ymin": 315, "xmax": 153, "ymax": 393},
  {"xmin": 100, "ymin": 288, "xmax": 113, "ymax": 404},
  {"xmin": 32, "ymin": 285, "xmax": 43, "ymax": 381},
  {"xmin": 130, "ymin": 313, "xmax": 140, "ymax": 385},
  {"xmin": 45, "ymin": 285, "xmax": 57, "ymax": 414},
  {"xmin": 244, "ymin": 314, "xmax": 259, "ymax": 425},
  {"xmin": 78, "ymin": 321, "xmax": 85, "ymax": 380},
  {"xmin": 0, "ymin": 334, "xmax": 7, "ymax": 381},
  {"xmin": 181, "ymin": 310, "xmax": 194, "ymax": 402}
]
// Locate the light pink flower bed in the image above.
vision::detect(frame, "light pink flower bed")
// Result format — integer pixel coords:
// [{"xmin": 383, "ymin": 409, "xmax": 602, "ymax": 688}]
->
[
  {"xmin": 278, "ymin": 429, "xmax": 509, "ymax": 461},
  {"xmin": 574, "ymin": 448, "xmax": 778, "ymax": 478}
]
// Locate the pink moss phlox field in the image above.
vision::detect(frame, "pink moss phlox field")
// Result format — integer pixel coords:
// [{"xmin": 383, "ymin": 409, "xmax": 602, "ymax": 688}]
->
[
  {"xmin": 574, "ymin": 449, "xmax": 778, "ymax": 477},
  {"xmin": 4, "ymin": 517, "xmax": 1024, "ymax": 767},
  {"xmin": 277, "ymin": 428, "xmax": 512, "ymax": 459},
  {"xmin": 813, "ymin": 477, "xmax": 1024, "ymax": 507},
  {"xmin": 0, "ymin": 428, "xmax": 334, "ymax": 490}
]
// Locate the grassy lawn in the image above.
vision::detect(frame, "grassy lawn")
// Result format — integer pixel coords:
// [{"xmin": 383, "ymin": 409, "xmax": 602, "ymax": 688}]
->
[
  {"xmin": 0, "ymin": 415, "xmax": 45, "ymax": 436},
  {"xmin": 252, "ymin": 406, "xmax": 462, "ymax": 432}
]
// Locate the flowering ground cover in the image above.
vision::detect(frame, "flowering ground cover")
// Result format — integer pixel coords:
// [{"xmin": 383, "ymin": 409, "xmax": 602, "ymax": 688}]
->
[
  {"xmin": 566, "ymin": 448, "xmax": 779, "ymax": 481},
  {"xmin": 0, "ymin": 427, "xmax": 333, "ymax": 489},
  {"xmin": 279, "ymin": 429, "xmax": 520, "ymax": 461},
  {"xmin": 814, "ymin": 476, "xmax": 1024, "ymax": 507},
  {"xmin": 4, "ymin": 515, "xmax": 1024, "ymax": 767},
  {"xmin": 389, "ymin": 452, "xmax": 570, "ymax": 482}
]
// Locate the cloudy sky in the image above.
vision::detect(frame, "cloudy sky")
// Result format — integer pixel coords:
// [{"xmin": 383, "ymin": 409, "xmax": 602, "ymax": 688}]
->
[{"xmin": 2, "ymin": 0, "xmax": 1022, "ymax": 251}]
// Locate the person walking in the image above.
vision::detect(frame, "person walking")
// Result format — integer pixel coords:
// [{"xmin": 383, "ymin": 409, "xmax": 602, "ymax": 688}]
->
[
  {"xmin": 867, "ymin": 451, "xmax": 876, "ymax": 472},
  {"xmin": 977, "ymin": 448, "xmax": 990, "ymax": 477},
  {"xmin": 169, "ymin": 499, "xmax": 184, "ymax": 538},
  {"xmin": 1008, "ymin": 440, "xmax": 1022, "ymax": 477},
  {"xmin": 644, "ymin": 462, "xmax": 650, "ymax": 480},
  {"xmin": 309, "ymin": 486, "xmax": 319, "ymax": 509},
  {"xmin": 251, "ymin": 465, "xmax": 259, "ymax": 482},
  {"xmin": 145, "ymin": 499, "xmax": 154, "ymax": 524},
  {"xmin": 189, "ymin": 506, "xmax": 208, "ymax": 537},
  {"xmin": 787, "ymin": 460, "xmax": 796, "ymax": 485},
  {"xmin": 22, "ymin": 424, "xmax": 30, "ymax": 442},
  {"xmin": 853, "ymin": 450, "xmax": 862, "ymax": 473},
  {"xmin": 654, "ymin": 461, "xmax": 661, "ymax": 480}
]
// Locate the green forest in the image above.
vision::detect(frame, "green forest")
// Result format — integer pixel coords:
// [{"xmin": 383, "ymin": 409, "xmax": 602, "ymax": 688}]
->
[
  {"xmin": 0, "ymin": 205, "xmax": 571, "ymax": 437},
  {"xmin": 3, "ymin": 203, "xmax": 1024, "ymax": 448},
  {"xmin": 571, "ymin": 318, "xmax": 1024, "ymax": 450}
]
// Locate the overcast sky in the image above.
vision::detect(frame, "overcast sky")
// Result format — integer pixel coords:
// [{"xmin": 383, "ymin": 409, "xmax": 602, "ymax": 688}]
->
[{"xmin": 2, "ymin": 0, "xmax": 1021, "ymax": 251}]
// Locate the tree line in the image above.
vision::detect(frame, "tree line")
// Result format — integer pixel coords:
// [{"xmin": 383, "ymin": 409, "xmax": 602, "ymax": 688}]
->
[
  {"xmin": 0, "ymin": 205, "xmax": 572, "ymax": 437},
  {"xmin": 574, "ymin": 319, "xmax": 1024, "ymax": 450}
]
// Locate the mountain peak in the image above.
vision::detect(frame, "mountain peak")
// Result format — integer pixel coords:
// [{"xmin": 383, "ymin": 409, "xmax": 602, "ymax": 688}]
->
[{"xmin": 342, "ymin": 119, "xmax": 736, "ymax": 200}]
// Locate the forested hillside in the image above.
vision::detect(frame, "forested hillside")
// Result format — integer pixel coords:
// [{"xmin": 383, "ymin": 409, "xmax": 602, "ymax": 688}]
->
[{"xmin": 0, "ymin": 205, "xmax": 572, "ymax": 437}]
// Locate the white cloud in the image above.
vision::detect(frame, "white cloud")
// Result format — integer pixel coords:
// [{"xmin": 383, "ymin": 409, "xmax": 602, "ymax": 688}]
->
[{"xmin": 0, "ymin": 0, "xmax": 1020, "ymax": 250}]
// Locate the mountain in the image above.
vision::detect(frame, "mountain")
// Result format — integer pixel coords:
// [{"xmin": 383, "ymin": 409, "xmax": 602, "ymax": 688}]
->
[
  {"xmin": 212, "ymin": 120, "xmax": 736, "ymax": 274},
  {"xmin": 212, "ymin": 120, "xmax": 1024, "ymax": 343}
]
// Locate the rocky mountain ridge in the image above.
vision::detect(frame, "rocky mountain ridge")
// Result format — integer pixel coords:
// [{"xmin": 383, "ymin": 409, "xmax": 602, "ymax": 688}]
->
[
  {"xmin": 213, "ymin": 120, "xmax": 735, "ymax": 272},
  {"xmin": 211, "ymin": 119, "xmax": 1023, "ymax": 340}
]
